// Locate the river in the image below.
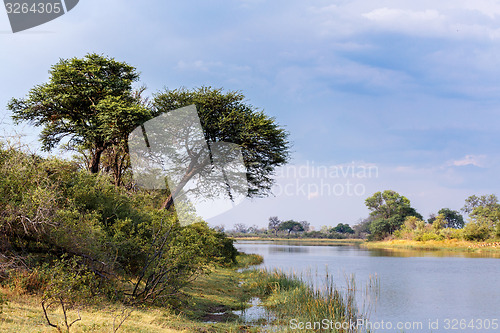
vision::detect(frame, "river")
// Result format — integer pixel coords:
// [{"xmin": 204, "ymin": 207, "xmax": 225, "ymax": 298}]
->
[{"xmin": 235, "ymin": 240, "xmax": 500, "ymax": 333}]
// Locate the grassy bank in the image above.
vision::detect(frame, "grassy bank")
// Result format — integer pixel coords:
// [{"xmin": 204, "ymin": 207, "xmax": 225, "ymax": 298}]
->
[
  {"xmin": 1, "ymin": 253, "xmax": 375, "ymax": 332},
  {"xmin": 362, "ymin": 239, "xmax": 500, "ymax": 255},
  {"xmin": 0, "ymin": 254, "xmax": 264, "ymax": 333}
]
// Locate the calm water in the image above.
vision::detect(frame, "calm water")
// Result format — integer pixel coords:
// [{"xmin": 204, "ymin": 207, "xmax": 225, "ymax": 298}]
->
[{"xmin": 235, "ymin": 241, "xmax": 500, "ymax": 333}]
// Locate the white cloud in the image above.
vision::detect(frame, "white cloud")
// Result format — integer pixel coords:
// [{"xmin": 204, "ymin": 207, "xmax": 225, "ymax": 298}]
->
[
  {"xmin": 363, "ymin": 8, "xmax": 443, "ymax": 23},
  {"xmin": 451, "ymin": 155, "xmax": 487, "ymax": 168}
]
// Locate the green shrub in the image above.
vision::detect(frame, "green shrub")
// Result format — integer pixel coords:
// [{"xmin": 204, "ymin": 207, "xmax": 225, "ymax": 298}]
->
[
  {"xmin": 463, "ymin": 222, "xmax": 491, "ymax": 241},
  {"xmin": 420, "ymin": 232, "xmax": 443, "ymax": 241},
  {"xmin": 0, "ymin": 144, "xmax": 239, "ymax": 307},
  {"xmin": 439, "ymin": 228, "xmax": 464, "ymax": 240}
]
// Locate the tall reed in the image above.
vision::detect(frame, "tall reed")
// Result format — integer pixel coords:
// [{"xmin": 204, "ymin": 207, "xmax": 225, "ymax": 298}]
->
[{"xmin": 245, "ymin": 268, "xmax": 379, "ymax": 332}]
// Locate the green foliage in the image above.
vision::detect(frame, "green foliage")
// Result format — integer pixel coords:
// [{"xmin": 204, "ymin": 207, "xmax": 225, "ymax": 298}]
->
[
  {"xmin": 278, "ymin": 220, "xmax": 304, "ymax": 235},
  {"xmin": 463, "ymin": 221, "xmax": 491, "ymax": 241},
  {"xmin": 365, "ymin": 190, "xmax": 421, "ymax": 219},
  {"xmin": 8, "ymin": 54, "xmax": 151, "ymax": 175},
  {"xmin": 432, "ymin": 214, "xmax": 446, "ymax": 231},
  {"xmin": 331, "ymin": 223, "xmax": 354, "ymax": 234},
  {"xmin": 42, "ymin": 256, "xmax": 100, "ymax": 304},
  {"xmin": 417, "ymin": 232, "xmax": 443, "ymax": 242},
  {"xmin": 462, "ymin": 194, "xmax": 499, "ymax": 214},
  {"xmin": 365, "ymin": 190, "xmax": 422, "ymax": 239},
  {"xmin": 245, "ymin": 269, "xmax": 373, "ymax": 332},
  {"xmin": 461, "ymin": 194, "xmax": 500, "ymax": 241},
  {"xmin": 41, "ymin": 256, "xmax": 105, "ymax": 332},
  {"xmin": 0, "ymin": 144, "xmax": 239, "ymax": 309},
  {"xmin": 439, "ymin": 228, "xmax": 464, "ymax": 240},
  {"xmin": 153, "ymin": 87, "xmax": 290, "ymax": 200},
  {"xmin": 436, "ymin": 208, "xmax": 464, "ymax": 229}
]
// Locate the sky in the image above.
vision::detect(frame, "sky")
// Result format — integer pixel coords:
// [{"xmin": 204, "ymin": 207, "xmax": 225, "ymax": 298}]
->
[{"xmin": 1, "ymin": 0, "xmax": 500, "ymax": 229}]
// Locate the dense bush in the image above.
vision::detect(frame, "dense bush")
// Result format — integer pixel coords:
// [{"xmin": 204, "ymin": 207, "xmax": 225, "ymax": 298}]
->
[{"xmin": 0, "ymin": 143, "xmax": 237, "ymax": 306}]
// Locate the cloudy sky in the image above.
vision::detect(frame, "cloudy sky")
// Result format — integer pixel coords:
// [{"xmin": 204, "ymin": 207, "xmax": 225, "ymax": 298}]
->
[{"xmin": 1, "ymin": 0, "xmax": 500, "ymax": 229}]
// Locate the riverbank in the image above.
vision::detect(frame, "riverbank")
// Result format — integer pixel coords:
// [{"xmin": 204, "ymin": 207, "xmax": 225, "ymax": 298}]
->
[
  {"xmin": 0, "ymin": 253, "xmax": 372, "ymax": 332},
  {"xmin": 236, "ymin": 237, "xmax": 500, "ymax": 255},
  {"xmin": 0, "ymin": 254, "xmax": 263, "ymax": 333},
  {"xmin": 362, "ymin": 239, "xmax": 500, "ymax": 254}
]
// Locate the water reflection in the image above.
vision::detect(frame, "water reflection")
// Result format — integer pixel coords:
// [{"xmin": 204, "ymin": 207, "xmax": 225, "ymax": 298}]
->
[{"xmin": 268, "ymin": 245, "xmax": 309, "ymax": 253}]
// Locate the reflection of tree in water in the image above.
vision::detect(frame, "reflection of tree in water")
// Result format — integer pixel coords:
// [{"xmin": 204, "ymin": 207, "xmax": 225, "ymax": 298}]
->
[{"xmin": 268, "ymin": 246, "xmax": 310, "ymax": 254}]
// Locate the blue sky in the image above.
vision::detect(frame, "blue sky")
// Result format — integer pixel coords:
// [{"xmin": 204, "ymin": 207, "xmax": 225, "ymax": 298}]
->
[{"xmin": 1, "ymin": 0, "xmax": 500, "ymax": 229}]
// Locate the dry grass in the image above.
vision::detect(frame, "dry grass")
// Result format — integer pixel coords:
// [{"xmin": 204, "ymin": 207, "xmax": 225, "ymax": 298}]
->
[
  {"xmin": 362, "ymin": 239, "xmax": 500, "ymax": 256},
  {"xmin": 0, "ymin": 254, "xmax": 263, "ymax": 333},
  {"xmin": 0, "ymin": 291, "xmax": 187, "ymax": 333}
]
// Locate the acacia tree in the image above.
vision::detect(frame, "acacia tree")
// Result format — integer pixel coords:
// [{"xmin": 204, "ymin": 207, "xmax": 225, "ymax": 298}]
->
[
  {"xmin": 152, "ymin": 87, "xmax": 290, "ymax": 211},
  {"xmin": 8, "ymin": 54, "xmax": 151, "ymax": 177},
  {"xmin": 332, "ymin": 223, "xmax": 354, "ymax": 234},
  {"xmin": 279, "ymin": 220, "xmax": 304, "ymax": 235}
]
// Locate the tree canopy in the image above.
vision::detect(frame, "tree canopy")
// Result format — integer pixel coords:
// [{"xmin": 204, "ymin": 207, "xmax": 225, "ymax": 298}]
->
[
  {"xmin": 365, "ymin": 190, "xmax": 422, "ymax": 239},
  {"xmin": 8, "ymin": 54, "xmax": 151, "ymax": 176},
  {"xmin": 279, "ymin": 220, "xmax": 304, "ymax": 235},
  {"xmin": 152, "ymin": 87, "xmax": 290, "ymax": 210},
  {"xmin": 462, "ymin": 194, "xmax": 499, "ymax": 214},
  {"xmin": 429, "ymin": 208, "xmax": 464, "ymax": 229},
  {"xmin": 8, "ymin": 56, "xmax": 290, "ymax": 207},
  {"xmin": 332, "ymin": 223, "xmax": 354, "ymax": 234}
]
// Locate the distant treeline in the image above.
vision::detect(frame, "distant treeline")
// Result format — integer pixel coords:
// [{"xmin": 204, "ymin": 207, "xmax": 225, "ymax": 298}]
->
[
  {"xmin": 224, "ymin": 218, "xmax": 358, "ymax": 239},
  {"xmin": 225, "ymin": 190, "xmax": 500, "ymax": 242}
]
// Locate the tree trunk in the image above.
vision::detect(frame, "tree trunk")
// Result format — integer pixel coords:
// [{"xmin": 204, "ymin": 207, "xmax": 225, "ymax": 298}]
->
[
  {"xmin": 89, "ymin": 147, "xmax": 104, "ymax": 174},
  {"xmin": 160, "ymin": 168, "xmax": 197, "ymax": 211},
  {"xmin": 159, "ymin": 154, "xmax": 211, "ymax": 211},
  {"xmin": 161, "ymin": 194, "xmax": 174, "ymax": 210}
]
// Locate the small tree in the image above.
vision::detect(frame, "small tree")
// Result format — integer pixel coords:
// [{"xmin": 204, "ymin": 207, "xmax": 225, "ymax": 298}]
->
[
  {"xmin": 429, "ymin": 208, "xmax": 464, "ymax": 229},
  {"xmin": 299, "ymin": 220, "xmax": 310, "ymax": 232},
  {"xmin": 365, "ymin": 190, "xmax": 422, "ymax": 239},
  {"xmin": 432, "ymin": 214, "xmax": 446, "ymax": 231},
  {"xmin": 268, "ymin": 216, "xmax": 281, "ymax": 236},
  {"xmin": 332, "ymin": 223, "xmax": 354, "ymax": 234},
  {"xmin": 233, "ymin": 223, "xmax": 248, "ymax": 234},
  {"xmin": 279, "ymin": 220, "xmax": 304, "ymax": 235}
]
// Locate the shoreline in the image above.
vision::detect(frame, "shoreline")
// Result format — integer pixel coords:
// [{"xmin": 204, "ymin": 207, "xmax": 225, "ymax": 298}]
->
[
  {"xmin": 233, "ymin": 237, "xmax": 500, "ymax": 255},
  {"xmin": 232, "ymin": 236, "xmax": 364, "ymax": 245}
]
